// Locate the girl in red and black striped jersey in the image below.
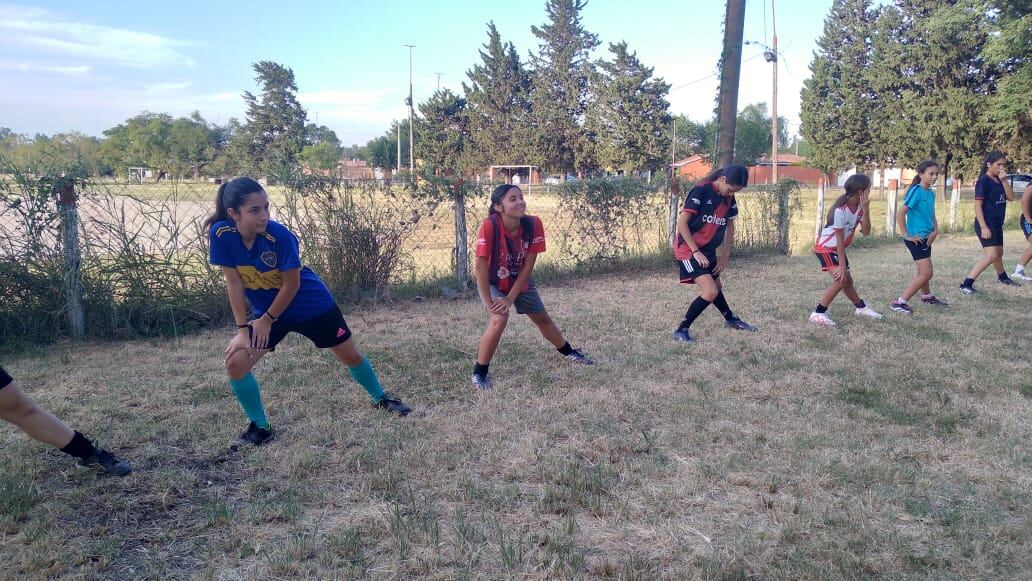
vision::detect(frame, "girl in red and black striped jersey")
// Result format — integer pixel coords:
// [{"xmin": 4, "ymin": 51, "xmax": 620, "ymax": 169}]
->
[
  {"xmin": 672, "ymin": 165, "xmax": 757, "ymax": 343},
  {"xmin": 471, "ymin": 185, "xmax": 593, "ymax": 390},
  {"xmin": 809, "ymin": 174, "xmax": 883, "ymax": 326}
]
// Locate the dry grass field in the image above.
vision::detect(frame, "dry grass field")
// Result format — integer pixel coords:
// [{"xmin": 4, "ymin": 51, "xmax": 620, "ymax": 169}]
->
[{"xmin": 2, "ymin": 231, "xmax": 1030, "ymax": 579}]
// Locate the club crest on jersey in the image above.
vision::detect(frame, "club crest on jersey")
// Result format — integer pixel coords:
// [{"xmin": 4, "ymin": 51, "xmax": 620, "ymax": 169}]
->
[
  {"xmin": 496, "ymin": 266, "xmax": 510, "ymax": 280},
  {"xmin": 260, "ymin": 251, "xmax": 277, "ymax": 268}
]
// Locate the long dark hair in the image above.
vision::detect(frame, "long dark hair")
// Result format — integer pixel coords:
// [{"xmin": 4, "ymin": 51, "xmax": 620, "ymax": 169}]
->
[
  {"xmin": 909, "ymin": 160, "xmax": 940, "ymax": 189},
  {"xmin": 489, "ymin": 184, "xmax": 533, "ymax": 244},
  {"xmin": 696, "ymin": 164, "xmax": 749, "ymax": 190},
  {"xmin": 825, "ymin": 173, "xmax": 871, "ymax": 227},
  {"xmin": 979, "ymin": 151, "xmax": 1006, "ymax": 178},
  {"xmin": 203, "ymin": 177, "xmax": 265, "ymax": 230}
]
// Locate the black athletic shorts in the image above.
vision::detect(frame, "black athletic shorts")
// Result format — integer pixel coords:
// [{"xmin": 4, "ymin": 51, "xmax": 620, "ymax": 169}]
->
[
  {"xmin": 676, "ymin": 252, "xmax": 720, "ymax": 284},
  {"xmin": 1021, "ymin": 215, "xmax": 1032, "ymax": 239},
  {"xmin": 0, "ymin": 366, "xmax": 12, "ymax": 390},
  {"xmin": 974, "ymin": 221, "xmax": 1004, "ymax": 248},
  {"xmin": 815, "ymin": 249, "xmax": 849, "ymax": 271},
  {"xmin": 264, "ymin": 304, "xmax": 352, "ymax": 350},
  {"xmin": 904, "ymin": 238, "xmax": 932, "ymax": 261}
]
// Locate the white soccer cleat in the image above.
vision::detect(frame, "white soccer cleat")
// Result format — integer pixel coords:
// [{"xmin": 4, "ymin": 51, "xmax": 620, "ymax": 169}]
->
[
  {"xmin": 854, "ymin": 306, "xmax": 884, "ymax": 319},
  {"xmin": 808, "ymin": 311, "xmax": 836, "ymax": 326},
  {"xmin": 1012, "ymin": 270, "xmax": 1032, "ymax": 281}
]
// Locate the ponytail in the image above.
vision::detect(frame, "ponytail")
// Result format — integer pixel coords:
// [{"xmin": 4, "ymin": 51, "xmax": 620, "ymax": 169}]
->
[
  {"xmin": 979, "ymin": 151, "xmax": 1006, "ymax": 178},
  {"xmin": 910, "ymin": 160, "xmax": 939, "ymax": 189},
  {"xmin": 826, "ymin": 173, "xmax": 871, "ymax": 227},
  {"xmin": 203, "ymin": 177, "xmax": 265, "ymax": 230}
]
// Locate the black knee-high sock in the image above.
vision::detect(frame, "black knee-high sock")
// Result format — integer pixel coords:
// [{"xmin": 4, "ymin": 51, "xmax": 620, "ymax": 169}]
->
[
  {"xmin": 711, "ymin": 292, "xmax": 734, "ymax": 320},
  {"xmin": 678, "ymin": 297, "xmax": 712, "ymax": 330},
  {"xmin": 60, "ymin": 431, "xmax": 96, "ymax": 459}
]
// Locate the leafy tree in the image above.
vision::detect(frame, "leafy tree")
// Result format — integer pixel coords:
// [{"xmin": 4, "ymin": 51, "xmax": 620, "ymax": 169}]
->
[
  {"xmin": 361, "ymin": 119, "xmax": 410, "ymax": 171},
  {"xmin": 415, "ymin": 89, "xmax": 471, "ymax": 174},
  {"xmin": 585, "ymin": 41, "xmax": 672, "ymax": 175},
  {"xmin": 983, "ymin": 0, "xmax": 1031, "ymax": 167},
  {"xmin": 231, "ymin": 61, "xmax": 308, "ymax": 177},
  {"xmin": 300, "ymin": 142, "xmax": 343, "ymax": 171},
  {"xmin": 463, "ymin": 22, "xmax": 534, "ymax": 172},
  {"xmin": 528, "ymin": 0, "xmax": 600, "ymax": 175},
  {"xmin": 800, "ymin": 0, "xmax": 877, "ymax": 172}
]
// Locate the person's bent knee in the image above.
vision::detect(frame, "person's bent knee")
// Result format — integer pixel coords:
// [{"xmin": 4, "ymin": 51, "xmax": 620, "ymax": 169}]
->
[
  {"xmin": 225, "ymin": 354, "xmax": 253, "ymax": 380},
  {"xmin": 700, "ymin": 288, "xmax": 719, "ymax": 301}
]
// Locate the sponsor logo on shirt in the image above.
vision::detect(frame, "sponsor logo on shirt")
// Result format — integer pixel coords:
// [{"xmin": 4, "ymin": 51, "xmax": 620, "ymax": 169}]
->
[
  {"xmin": 236, "ymin": 266, "xmax": 283, "ymax": 290},
  {"xmin": 701, "ymin": 214, "xmax": 728, "ymax": 226}
]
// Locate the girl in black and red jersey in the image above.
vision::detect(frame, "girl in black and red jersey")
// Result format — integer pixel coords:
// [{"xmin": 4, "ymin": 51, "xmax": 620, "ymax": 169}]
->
[
  {"xmin": 470, "ymin": 184, "xmax": 593, "ymax": 389},
  {"xmin": 672, "ymin": 165, "xmax": 757, "ymax": 343}
]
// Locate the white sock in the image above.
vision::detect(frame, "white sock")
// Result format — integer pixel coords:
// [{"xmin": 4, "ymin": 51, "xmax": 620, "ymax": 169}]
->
[
  {"xmin": 897, "ymin": 297, "xmax": 908, "ymax": 304},
  {"xmin": 1016, "ymin": 265, "xmax": 1025, "ymax": 274}
]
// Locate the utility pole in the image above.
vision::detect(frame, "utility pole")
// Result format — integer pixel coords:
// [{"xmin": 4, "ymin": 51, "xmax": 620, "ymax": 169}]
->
[
  {"xmin": 405, "ymin": 44, "xmax": 416, "ymax": 176},
  {"xmin": 715, "ymin": 0, "xmax": 747, "ymax": 167},
  {"xmin": 396, "ymin": 122, "xmax": 401, "ymax": 176},
  {"xmin": 435, "ymin": 73, "xmax": 442, "ymax": 90},
  {"xmin": 770, "ymin": 0, "xmax": 779, "ymax": 184}
]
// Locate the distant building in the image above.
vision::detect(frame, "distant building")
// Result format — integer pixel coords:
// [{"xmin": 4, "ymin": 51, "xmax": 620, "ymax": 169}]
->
[
  {"xmin": 673, "ymin": 154, "xmax": 713, "ymax": 180},
  {"xmin": 337, "ymin": 158, "xmax": 374, "ymax": 180},
  {"xmin": 750, "ymin": 154, "xmax": 835, "ymax": 186}
]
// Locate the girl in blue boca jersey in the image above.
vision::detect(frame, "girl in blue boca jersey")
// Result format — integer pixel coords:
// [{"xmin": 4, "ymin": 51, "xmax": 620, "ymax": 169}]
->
[{"xmin": 205, "ymin": 178, "xmax": 411, "ymax": 446}]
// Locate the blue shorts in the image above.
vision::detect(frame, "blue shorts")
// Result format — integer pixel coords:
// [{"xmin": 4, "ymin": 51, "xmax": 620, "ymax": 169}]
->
[
  {"xmin": 0, "ymin": 366, "xmax": 12, "ymax": 390},
  {"xmin": 975, "ymin": 221, "xmax": 1004, "ymax": 248},
  {"xmin": 1022, "ymin": 216, "xmax": 1032, "ymax": 239},
  {"xmin": 904, "ymin": 238, "xmax": 932, "ymax": 261}
]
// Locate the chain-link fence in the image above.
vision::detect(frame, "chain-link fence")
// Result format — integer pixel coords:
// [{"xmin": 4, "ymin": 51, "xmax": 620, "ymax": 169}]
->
[{"xmin": 1, "ymin": 169, "xmax": 1004, "ymax": 348}]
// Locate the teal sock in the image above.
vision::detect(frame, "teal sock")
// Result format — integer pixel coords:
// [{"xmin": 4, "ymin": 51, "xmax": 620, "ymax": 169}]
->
[
  {"xmin": 229, "ymin": 373, "xmax": 269, "ymax": 429},
  {"xmin": 349, "ymin": 357, "xmax": 385, "ymax": 403}
]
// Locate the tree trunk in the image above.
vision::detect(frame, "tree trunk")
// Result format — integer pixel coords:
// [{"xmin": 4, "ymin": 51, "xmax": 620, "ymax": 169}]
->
[
  {"xmin": 714, "ymin": 0, "xmax": 747, "ymax": 167},
  {"xmin": 453, "ymin": 186, "xmax": 470, "ymax": 289},
  {"xmin": 58, "ymin": 181, "xmax": 85, "ymax": 339}
]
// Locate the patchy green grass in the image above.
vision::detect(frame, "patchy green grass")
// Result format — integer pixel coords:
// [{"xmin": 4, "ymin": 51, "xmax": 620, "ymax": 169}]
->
[{"xmin": 1, "ymin": 233, "xmax": 1030, "ymax": 578}]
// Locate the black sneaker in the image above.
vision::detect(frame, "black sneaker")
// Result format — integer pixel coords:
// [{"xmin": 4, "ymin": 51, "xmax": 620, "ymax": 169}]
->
[
  {"xmin": 959, "ymin": 284, "xmax": 976, "ymax": 294},
  {"xmin": 724, "ymin": 317, "xmax": 758, "ymax": 332},
  {"xmin": 79, "ymin": 448, "xmax": 132, "ymax": 476},
  {"xmin": 999, "ymin": 277, "xmax": 1021, "ymax": 287},
  {"xmin": 373, "ymin": 392, "xmax": 411, "ymax": 417},
  {"xmin": 672, "ymin": 329, "xmax": 695, "ymax": 343},
  {"xmin": 240, "ymin": 422, "xmax": 275, "ymax": 446},
  {"xmin": 565, "ymin": 349, "xmax": 594, "ymax": 365}
]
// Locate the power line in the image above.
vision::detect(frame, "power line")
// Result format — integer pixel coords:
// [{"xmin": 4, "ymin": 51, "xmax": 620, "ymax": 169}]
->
[{"xmin": 670, "ymin": 52, "xmax": 764, "ymax": 92}]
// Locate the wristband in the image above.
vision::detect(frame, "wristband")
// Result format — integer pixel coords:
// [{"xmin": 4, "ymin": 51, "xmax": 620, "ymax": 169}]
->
[
  {"xmin": 235, "ymin": 324, "xmax": 250, "ymax": 329},
  {"xmin": 263, "ymin": 312, "xmax": 279, "ymax": 322}
]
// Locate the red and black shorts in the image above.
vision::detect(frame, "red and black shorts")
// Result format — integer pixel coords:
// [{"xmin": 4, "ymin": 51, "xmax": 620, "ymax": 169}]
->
[
  {"xmin": 264, "ymin": 304, "xmax": 352, "ymax": 351},
  {"xmin": 0, "ymin": 366, "xmax": 12, "ymax": 390},
  {"xmin": 815, "ymin": 249, "xmax": 849, "ymax": 271},
  {"xmin": 676, "ymin": 252, "xmax": 719, "ymax": 284}
]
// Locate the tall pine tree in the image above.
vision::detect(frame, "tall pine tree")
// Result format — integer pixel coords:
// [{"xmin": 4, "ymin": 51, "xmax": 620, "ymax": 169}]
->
[
  {"xmin": 984, "ymin": 0, "xmax": 1031, "ymax": 167},
  {"xmin": 585, "ymin": 41, "xmax": 672, "ymax": 175},
  {"xmin": 234, "ymin": 61, "xmax": 308, "ymax": 177},
  {"xmin": 800, "ymin": 0, "xmax": 877, "ymax": 173},
  {"xmin": 463, "ymin": 22, "xmax": 534, "ymax": 173},
  {"xmin": 528, "ymin": 0, "xmax": 599, "ymax": 176}
]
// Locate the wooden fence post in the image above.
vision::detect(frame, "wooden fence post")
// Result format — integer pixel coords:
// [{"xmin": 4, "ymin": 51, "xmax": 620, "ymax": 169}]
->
[
  {"xmin": 949, "ymin": 177, "xmax": 960, "ymax": 231},
  {"xmin": 57, "ymin": 181, "xmax": 85, "ymax": 339},
  {"xmin": 815, "ymin": 178, "xmax": 826, "ymax": 242},
  {"xmin": 776, "ymin": 179, "xmax": 791, "ymax": 254},
  {"xmin": 667, "ymin": 168, "xmax": 681, "ymax": 248},
  {"xmin": 886, "ymin": 180, "xmax": 899, "ymax": 237},
  {"xmin": 452, "ymin": 182, "xmax": 470, "ymax": 289}
]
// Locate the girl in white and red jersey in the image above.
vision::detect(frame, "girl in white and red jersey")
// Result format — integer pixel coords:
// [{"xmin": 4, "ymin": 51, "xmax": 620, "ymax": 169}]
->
[
  {"xmin": 470, "ymin": 184, "xmax": 593, "ymax": 389},
  {"xmin": 672, "ymin": 165, "xmax": 758, "ymax": 343},
  {"xmin": 809, "ymin": 174, "xmax": 883, "ymax": 326}
]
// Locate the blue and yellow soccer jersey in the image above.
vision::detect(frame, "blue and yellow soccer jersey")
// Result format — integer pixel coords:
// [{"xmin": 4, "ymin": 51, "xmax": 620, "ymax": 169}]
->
[{"xmin": 209, "ymin": 220, "xmax": 334, "ymax": 323}]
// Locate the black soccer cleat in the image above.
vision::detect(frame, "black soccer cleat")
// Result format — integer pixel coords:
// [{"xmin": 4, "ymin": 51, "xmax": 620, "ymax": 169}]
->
[
  {"xmin": 240, "ymin": 422, "xmax": 275, "ymax": 446},
  {"xmin": 724, "ymin": 317, "xmax": 758, "ymax": 332},
  {"xmin": 373, "ymin": 392, "xmax": 411, "ymax": 417},
  {"xmin": 79, "ymin": 448, "xmax": 132, "ymax": 476}
]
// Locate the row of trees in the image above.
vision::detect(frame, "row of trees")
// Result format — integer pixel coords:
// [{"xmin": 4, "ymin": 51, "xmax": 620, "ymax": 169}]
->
[
  {"xmin": 801, "ymin": 0, "xmax": 1031, "ymax": 183},
  {"xmin": 0, "ymin": 62, "xmax": 349, "ymax": 180}
]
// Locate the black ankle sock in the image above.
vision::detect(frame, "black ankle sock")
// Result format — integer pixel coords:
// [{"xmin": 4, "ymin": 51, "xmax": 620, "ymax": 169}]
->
[
  {"xmin": 60, "ymin": 431, "xmax": 96, "ymax": 460},
  {"xmin": 473, "ymin": 362, "xmax": 489, "ymax": 376},
  {"xmin": 679, "ymin": 297, "xmax": 712, "ymax": 330},
  {"xmin": 712, "ymin": 292, "xmax": 734, "ymax": 320},
  {"xmin": 557, "ymin": 341, "xmax": 573, "ymax": 356},
  {"xmin": 815, "ymin": 303, "xmax": 828, "ymax": 314},
  {"xmin": 962, "ymin": 278, "xmax": 974, "ymax": 287},
  {"xmin": 998, "ymin": 271, "xmax": 1009, "ymax": 281},
  {"xmin": 854, "ymin": 299, "xmax": 866, "ymax": 309}
]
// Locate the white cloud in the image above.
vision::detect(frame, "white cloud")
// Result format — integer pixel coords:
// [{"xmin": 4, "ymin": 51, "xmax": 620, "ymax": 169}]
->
[
  {"xmin": 0, "ymin": 61, "xmax": 90, "ymax": 75},
  {"xmin": 299, "ymin": 88, "xmax": 406, "ymax": 126},
  {"xmin": 144, "ymin": 81, "xmax": 192, "ymax": 94},
  {"xmin": 0, "ymin": 4, "xmax": 201, "ymax": 69}
]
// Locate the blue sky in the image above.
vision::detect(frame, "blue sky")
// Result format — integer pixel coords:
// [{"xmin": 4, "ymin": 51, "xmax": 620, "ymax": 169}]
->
[{"xmin": 0, "ymin": 0, "xmax": 833, "ymax": 146}]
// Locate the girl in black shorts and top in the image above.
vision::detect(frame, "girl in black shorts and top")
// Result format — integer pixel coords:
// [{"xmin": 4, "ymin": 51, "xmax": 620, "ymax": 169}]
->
[
  {"xmin": 672, "ymin": 165, "xmax": 757, "ymax": 343},
  {"xmin": 206, "ymin": 178, "xmax": 411, "ymax": 446},
  {"xmin": 471, "ymin": 184, "xmax": 593, "ymax": 390},
  {"xmin": 891, "ymin": 160, "xmax": 948, "ymax": 313},
  {"xmin": 1011, "ymin": 182, "xmax": 1032, "ymax": 281},
  {"xmin": 809, "ymin": 174, "xmax": 883, "ymax": 326},
  {"xmin": 960, "ymin": 151, "xmax": 1020, "ymax": 292},
  {"xmin": 1, "ymin": 364, "xmax": 131, "ymax": 475}
]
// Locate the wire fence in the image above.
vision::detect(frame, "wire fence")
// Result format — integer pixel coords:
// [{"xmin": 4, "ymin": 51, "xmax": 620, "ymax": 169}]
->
[{"xmin": 0, "ymin": 170, "xmax": 1001, "ymax": 348}]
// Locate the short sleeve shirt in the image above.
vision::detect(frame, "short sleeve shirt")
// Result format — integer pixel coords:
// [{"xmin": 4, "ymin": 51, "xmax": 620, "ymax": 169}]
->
[
  {"xmin": 815, "ymin": 203, "xmax": 864, "ymax": 251},
  {"xmin": 475, "ymin": 215, "xmax": 546, "ymax": 293},
  {"xmin": 902, "ymin": 184, "xmax": 936, "ymax": 238},
  {"xmin": 674, "ymin": 183, "xmax": 738, "ymax": 260},
  {"xmin": 209, "ymin": 220, "xmax": 335, "ymax": 322},
  {"xmin": 975, "ymin": 174, "xmax": 1007, "ymax": 227}
]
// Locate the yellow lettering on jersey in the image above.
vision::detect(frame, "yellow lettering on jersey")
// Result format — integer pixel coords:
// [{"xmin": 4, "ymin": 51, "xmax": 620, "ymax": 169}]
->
[{"xmin": 236, "ymin": 266, "xmax": 282, "ymax": 290}]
